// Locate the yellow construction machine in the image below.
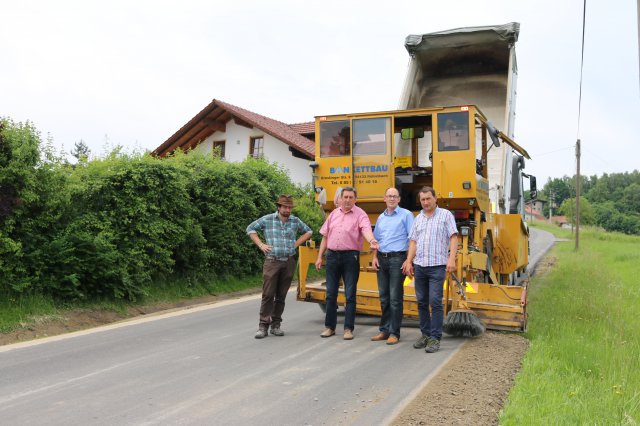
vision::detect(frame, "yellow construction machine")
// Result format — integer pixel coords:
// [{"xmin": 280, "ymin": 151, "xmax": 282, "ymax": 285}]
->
[
  {"xmin": 297, "ymin": 23, "xmax": 537, "ymax": 334},
  {"xmin": 297, "ymin": 105, "xmax": 535, "ymax": 333}
]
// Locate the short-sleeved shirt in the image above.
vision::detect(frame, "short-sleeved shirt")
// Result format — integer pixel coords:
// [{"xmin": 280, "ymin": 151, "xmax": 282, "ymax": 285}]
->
[
  {"xmin": 409, "ymin": 207, "xmax": 457, "ymax": 267},
  {"xmin": 320, "ymin": 205, "xmax": 372, "ymax": 251},
  {"xmin": 373, "ymin": 206, "xmax": 414, "ymax": 253},
  {"xmin": 246, "ymin": 212, "xmax": 312, "ymax": 258}
]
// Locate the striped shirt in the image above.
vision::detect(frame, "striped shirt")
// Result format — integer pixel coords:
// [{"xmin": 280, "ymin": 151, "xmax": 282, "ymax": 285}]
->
[
  {"xmin": 409, "ymin": 207, "xmax": 458, "ymax": 267},
  {"xmin": 320, "ymin": 205, "xmax": 372, "ymax": 251},
  {"xmin": 246, "ymin": 212, "xmax": 312, "ymax": 258}
]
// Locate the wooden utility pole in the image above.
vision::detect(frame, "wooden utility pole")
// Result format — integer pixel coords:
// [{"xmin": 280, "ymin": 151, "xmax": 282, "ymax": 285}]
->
[{"xmin": 575, "ymin": 139, "xmax": 581, "ymax": 250}]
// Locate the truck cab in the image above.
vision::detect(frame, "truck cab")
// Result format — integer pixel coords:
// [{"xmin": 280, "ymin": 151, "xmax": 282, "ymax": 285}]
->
[{"xmin": 312, "ymin": 105, "xmax": 517, "ymax": 219}]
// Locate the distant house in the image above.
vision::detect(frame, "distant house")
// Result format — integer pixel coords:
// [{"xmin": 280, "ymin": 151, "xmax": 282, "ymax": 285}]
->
[
  {"xmin": 153, "ymin": 99, "xmax": 315, "ymax": 185},
  {"xmin": 531, "ymin": 199, "xmax": 546, "ymax": 216},
  {"xmin": 524, "ymin": 205, "xmax": 546, "ymax": 222},
  {"xmin": 523, "ymin": 199, "xmax": 546, "ymax": 222}
]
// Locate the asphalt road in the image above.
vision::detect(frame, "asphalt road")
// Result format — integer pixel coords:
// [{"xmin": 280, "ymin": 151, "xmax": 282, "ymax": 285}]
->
[
  {"xmin": 528, "ymin": 227, "xmax": 556, "ymax": 274},
  {"xmin": 0, "ymin": 228, "xmax": 555, "ymax": 426}
]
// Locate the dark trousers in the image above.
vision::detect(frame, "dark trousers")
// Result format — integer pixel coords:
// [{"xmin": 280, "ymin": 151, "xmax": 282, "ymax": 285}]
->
[
  {"xmin": 259, "ymin": 257, "xmax": 296, "ymax": 329},
  {"xmin": 324, "ymin": 250, "xmax": 360, "ymax": 331},
  {"xmin": 414, "ymin": 264, "xmax": 446, "ymax": 340},
  {"xmin": 376, "ymin": 254, "xmax": 406, "ymax": 338}
]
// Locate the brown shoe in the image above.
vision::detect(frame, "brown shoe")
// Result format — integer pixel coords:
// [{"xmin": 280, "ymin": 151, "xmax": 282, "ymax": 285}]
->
[
  {"xmin": 320, "ymin": 328, "xmax": 335, "ymax": 338},
  {"xmin": 386, "ymin": 335, "xmax": 399, "ymax": 345},
  {"xmin": 343, "ymin": 329, "xmax": 354, "ymax": 340},
  {"xmin": 370, "ymin": 332, "xmax": 389, "ymax": 341}
]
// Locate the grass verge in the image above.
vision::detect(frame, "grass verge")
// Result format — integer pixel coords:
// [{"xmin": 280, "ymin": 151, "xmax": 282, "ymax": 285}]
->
[
  {"xmin": 0, "ymin": 257, "xmax": 325, "ymax": 334},
  {"xmin": 499, "ymin": 225, "xmax": 640, "ymax": 424},
  {"xmin": 0, "ymin": 273, "xmax": 264, "ymax": 333},
  {"xmin": 0, "ymin": 293, "xmax": 60, "ymax": 333}
]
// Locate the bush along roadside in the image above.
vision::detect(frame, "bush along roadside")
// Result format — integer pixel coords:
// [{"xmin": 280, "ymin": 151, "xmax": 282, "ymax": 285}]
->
[{"xmin": 0, "ymin": 118, "xmax": 319, "ymax": 305}]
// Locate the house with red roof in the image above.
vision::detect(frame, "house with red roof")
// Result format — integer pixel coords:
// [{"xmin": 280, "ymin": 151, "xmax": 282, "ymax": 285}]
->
[
  {"xmin": 524, "ymin": 205, "xmax": 546, "ymax": 222},
  {"xmin": 153, "ymin": 99, "xmax": 315, "ymax": 184}
]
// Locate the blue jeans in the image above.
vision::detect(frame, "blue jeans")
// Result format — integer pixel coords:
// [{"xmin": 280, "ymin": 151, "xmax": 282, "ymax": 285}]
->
[
  {"xmin": 414, "ymin": 265, "xmax": 446, "ymax": 340},
  {"xmin": 376, "ymin": 254, "xmax": 406, "ymax": 338},
  {"xmin": 324, "ymin": 250, "xmax": 360, "ymax": 331}
]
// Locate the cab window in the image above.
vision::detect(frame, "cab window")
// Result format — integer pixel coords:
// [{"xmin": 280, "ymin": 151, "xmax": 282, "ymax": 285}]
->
[
  {"xmin": 352, "ymin": 118, "xmax": 388, "ymax": 156},
  {"xmin": 438, "ymin": 112, "xmax": 469, "ymax": 151},
  {"xmin": 320, "ymin": 120, "xmax": 350, "ymax": 157}
]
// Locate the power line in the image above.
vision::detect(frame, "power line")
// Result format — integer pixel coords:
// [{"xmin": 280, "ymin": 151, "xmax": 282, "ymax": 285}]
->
[
  {"xmin": 533, "ymin": 145, "xmax": 574, "ymax": 157},
  {"xmin": 581, "ymin": 146, "xmax": 616, "ymax": 169},
  {"xmin": 575, "ymin": 0, "xmax": 587, "ymax": 251},
  {"xmin": 577, "ymin": 0, "xmax": 587, "ymax": 140}
]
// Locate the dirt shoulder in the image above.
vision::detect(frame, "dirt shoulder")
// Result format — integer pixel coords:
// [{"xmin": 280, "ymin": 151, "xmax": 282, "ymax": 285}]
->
[
  {"xmin": 391, "ymin": 331, "xmax": 529, "ymax": 425},
  {"xmin": 390, "ymin": 256, "xmax": 555, "ymax": 425}
]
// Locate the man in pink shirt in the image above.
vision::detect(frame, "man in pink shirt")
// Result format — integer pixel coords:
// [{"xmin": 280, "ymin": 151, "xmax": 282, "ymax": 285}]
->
[{"xmin": 315, "ymin": 186, "xmax": 378, "ymax": 340}]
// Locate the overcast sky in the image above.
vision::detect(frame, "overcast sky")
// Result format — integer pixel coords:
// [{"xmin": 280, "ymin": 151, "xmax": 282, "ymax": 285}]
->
[{"xmin": 2, "ymin": 0, "xmax": 638, "ymax": 185}]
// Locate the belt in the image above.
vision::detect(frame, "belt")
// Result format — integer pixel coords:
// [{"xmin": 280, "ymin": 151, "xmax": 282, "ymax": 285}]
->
[
  {"xmin": 327, "ymin": 249, "xmax": 359, "ymax": 254},
  {"xmin": 377, "ymin": 251, "xmax": 407, "ymax": 258},
  {"xmin": 266, "ymin": 256, "xmax": 292, "ymax": 261}
]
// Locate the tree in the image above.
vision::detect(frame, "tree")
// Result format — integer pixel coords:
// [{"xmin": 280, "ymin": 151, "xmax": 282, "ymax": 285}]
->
[
  {"xmin": 558, "ymin": 197, "xmax": 595, "ymax": 225},
  {"xmin": 617, "ymin": 182, "xmax": 640, "ymax": 214},
  {"xmin": 586, "ymin": 171, "xmax": 640, "ymax": 204},
  {"xmin": 593, "ymin": 201, "xmax": 640, "ymax": 235},
  {"xmin": 541, "ymin": 176, "xmax": 573, "ymax": 217},
  {"xmin": 70, "ymin": 140, "xmax": 90, "ymax": 161}
]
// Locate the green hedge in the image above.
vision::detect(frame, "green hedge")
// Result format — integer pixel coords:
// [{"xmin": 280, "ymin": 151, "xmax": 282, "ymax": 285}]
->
[{"xmin": 0, "ymin": 118, "xmax": 321, "ymax": 301}]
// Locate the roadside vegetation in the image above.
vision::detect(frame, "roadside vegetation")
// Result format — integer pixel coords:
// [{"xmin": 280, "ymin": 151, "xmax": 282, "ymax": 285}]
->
[
  {"xmin": 0, "ymin": 273, "xmax": 267, "ymax": 333},
  {"xmin": 0, "ymin": 117, "xmax": 325, "ymax": 333},
  {"xmin": 539, "ymin": 173, "xmax": 640, "ymax": 235},
  {"xmin": 500, "ymin": 223, "xmax": 640, "ymax": 424}
]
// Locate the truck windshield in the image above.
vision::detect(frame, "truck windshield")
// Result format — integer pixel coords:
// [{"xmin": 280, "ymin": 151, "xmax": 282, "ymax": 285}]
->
[
  {"xmin": 438, "ymin": 111, "xmax": 469, "ymax": 151},
  {"xmin": 320, "ymin": 120, "xmax": 350, "ymax": 157}
]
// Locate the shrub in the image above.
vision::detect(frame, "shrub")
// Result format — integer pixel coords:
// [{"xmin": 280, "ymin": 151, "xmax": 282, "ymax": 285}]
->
[
  {"xmin": 292, "ymin": 188, "xmax": 326, "ymax": 244},
  {"xmin": 0, "ymin": 119, "xmax": 309, "ymax": 302}
]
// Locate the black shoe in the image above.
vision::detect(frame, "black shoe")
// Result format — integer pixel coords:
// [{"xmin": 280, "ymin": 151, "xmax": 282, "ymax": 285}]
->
[
  {"xmin": 270, "ymin": 326, "xmax": 284, "ymax": 336},
  {"xmin": 425, "ymin": 339, "xmax": 440, "ymax": 353},
  {"xmin": 255, "ymin": 328, "xmax": 268, "ymax": 339},
  {"xmin": 413, "ymin": 335, "xmax": 429, "ymax": 349}
]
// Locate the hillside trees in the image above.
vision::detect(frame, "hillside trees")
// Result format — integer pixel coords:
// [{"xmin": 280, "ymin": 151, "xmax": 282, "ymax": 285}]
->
[{"xmin": 541, "ymin": 171, "xmax": 640, "ymax": 234}]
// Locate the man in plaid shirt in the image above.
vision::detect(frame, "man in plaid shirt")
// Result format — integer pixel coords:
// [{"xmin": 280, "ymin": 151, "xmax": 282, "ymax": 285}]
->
[
  {"xmin": 247, "ymin": 195, "xmax": 312, "ymax": 339},
  {"xmin": 402, "ymin": 186, "xmax": 458, "ymax": 353}
]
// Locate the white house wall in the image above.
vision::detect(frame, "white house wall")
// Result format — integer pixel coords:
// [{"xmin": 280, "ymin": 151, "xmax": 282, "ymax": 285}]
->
[{"xmin": 194, "ymin": 120, "xmax": 312, "ymax": 185}]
